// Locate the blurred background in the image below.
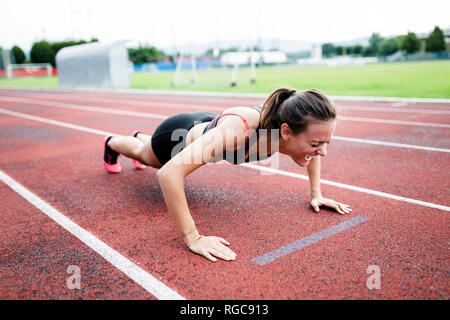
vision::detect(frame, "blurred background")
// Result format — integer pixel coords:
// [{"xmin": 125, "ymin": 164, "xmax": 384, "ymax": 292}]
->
[{"xmin": 1, "ymin": 0, "xmax": 449, "ymax": 97}]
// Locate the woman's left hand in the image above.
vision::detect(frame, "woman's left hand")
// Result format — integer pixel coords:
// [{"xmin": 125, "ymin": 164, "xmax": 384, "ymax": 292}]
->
[{"xmin": 310, "ymin": 195, "xmax": 352, "ymax": 215}]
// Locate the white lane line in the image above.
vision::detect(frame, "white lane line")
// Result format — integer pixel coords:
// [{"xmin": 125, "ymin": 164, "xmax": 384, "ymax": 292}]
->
[
  {"xmin": 329, "ymin": 95, "xmax": 450, "ymax": 104},
  {"xmin": 391, "ymin": 102, "xmax": 409, "ymax": 108},
  {"xmin": 0, "ymin": 108, "xmax": 450, "ymax": 153},
  {"xmin": 340, "ymin": 116, "xmax": 450, "ymax": 128},
  {"xmin": 4, "ymin": 97, "xmax": 450, "ymax": 128},
  {"xmin": 0, "ymin": 108, "xmax": 117, "ymax": 137},
  {"xmin": 0, "ymin": 170, "xmax": 185, "ymax": 300},
  {"xmin": 338, "ymin": 105, "xmax": 450, "ymax": 115},
  {"xmin": 20, "ymin": 92, "xmax": 450, "ymax": 115},
  {"xmin": 332, "ymin": 136, "xmax": 450, "ymax": 153},
  {"xmin": 85, "ymin": 96, "xmax": 450, "ymax": 115},
  {"xmin": 0, "ymin": 94, "xmax": 226, "ymax": 112},
  {"xmin": 2, "ymin": 86, "xmax": 450, "ymax": 103},
  {"xmin": 240, "ymin": 163, "xmax": 450, "ymax": 212},
  {"xmin": 1, "ymin": 108, "xmax": 449, "ymax": 212},
  {"xmin": 0, "ymin": 96, "xmax": 168, "ymax": 120}
]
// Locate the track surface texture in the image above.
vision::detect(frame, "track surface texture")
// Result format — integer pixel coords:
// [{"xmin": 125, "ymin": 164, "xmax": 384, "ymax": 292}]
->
[{"xmin": 0, "ymin": 88, "xmax": 449, "ymax": 300}]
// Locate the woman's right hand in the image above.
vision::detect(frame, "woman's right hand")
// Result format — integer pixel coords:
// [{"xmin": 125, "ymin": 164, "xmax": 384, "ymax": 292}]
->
[{"xmin": 188, "ymin": 236, "xmax": 237, "ymax": 262}]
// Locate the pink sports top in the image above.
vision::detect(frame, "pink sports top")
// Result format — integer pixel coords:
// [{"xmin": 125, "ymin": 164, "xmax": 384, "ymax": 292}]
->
[{"xmin": 202, "ymin": 105, "xmax": 273, "ymax": 164}]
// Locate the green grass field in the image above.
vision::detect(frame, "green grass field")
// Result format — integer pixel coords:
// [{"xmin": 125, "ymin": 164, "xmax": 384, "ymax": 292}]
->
[{"xmin": 1, "ymin": 60, "xmax": 449, "ymax": 98}]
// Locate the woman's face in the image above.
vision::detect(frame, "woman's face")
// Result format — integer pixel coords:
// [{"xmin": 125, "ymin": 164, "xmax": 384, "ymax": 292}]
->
[{"xmin": 279, "ymin": 119, "xmax": 336, "ymax": 167}]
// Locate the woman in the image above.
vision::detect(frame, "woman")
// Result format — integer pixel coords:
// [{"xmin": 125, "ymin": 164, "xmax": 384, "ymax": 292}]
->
[{"xmin": 102, "ymin": 88, "xmax": 352, "ymax": 262}]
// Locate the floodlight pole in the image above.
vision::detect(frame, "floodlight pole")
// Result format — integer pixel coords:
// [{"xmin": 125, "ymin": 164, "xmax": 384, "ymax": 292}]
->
[
  {"xmin": 6, "ymin": 65, "xmax": 12, "ymax": 79},
  {"xmin": 250, "ymin": 47, "xmax": 256, "ymax": 84},
  {"xmin": 230, "ymin": 60, "xmax": 238, "ymax": 87},
  {"xmin": 2, "ymin": 49, "xmax": 12, "ymax": 79},
  {"xmin": 173, "ymin": 52, "xmax": 184, "ymax": 86},
  {"xmin": 47, "ymin": 64, "xmax": 53, "ymax": 77},
  {"xmin": 191, "ymin": 54, "xmax": 197, "ymax": 84}
]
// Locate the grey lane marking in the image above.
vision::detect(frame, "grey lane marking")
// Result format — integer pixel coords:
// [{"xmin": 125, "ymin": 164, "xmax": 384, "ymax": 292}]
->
[{"xmin": 251, "ymin": 215, "xmax": 369, "ymax": 265}]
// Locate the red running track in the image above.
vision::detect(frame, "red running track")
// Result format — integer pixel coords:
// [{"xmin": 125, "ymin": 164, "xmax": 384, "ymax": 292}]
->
[{"xmin": 0, "ymin": 88, "xmax": 449, "ymax": 300}]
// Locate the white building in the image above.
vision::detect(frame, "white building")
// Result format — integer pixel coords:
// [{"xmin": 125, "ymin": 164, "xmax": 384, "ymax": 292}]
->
[
  {"xmin": 297, "ymin": 44, "xmax": 378, "ymax": 66},
  {"xmin": 220, "ymin": 51, "xmax": 287, "ymax": 66}
]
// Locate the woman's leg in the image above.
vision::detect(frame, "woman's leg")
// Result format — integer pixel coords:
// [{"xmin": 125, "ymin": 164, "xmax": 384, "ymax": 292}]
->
[
  {"xmin": 108, "ymin": 112, "xmax": 216, "ymax": 170},
  {"xmin": 134, "ymin": 132, "xmax": 151, "ymax": 144},
  {"xmin": 107, "ymin": 135, "xmax": 162, "ymax": 169}
]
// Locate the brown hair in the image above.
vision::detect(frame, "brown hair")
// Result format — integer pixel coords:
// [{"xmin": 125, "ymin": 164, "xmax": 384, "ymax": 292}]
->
[{"xmin": 260, "ymin": 88, "xmax": 337, "ymax": 136}]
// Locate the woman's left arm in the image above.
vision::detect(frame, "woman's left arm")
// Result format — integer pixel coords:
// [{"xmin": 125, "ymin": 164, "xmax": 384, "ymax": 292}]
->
[{"xmin": 306, "ymin": 156, "xmax": 352, "ymax": 214}]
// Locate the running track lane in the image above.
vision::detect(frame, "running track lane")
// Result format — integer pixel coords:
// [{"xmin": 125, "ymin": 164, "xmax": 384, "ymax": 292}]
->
[
  {"xmin": 2, "ymin": 88, "xmax": 449, "ymax": 111},
  {"xmin": 2, "ymin": 90, "xmax": 450, "ymax": 124},
  {"xmin": 0, "ymin": 181, "xmax": 158, "ymax": 300},
  {"xmin": 1, "ymin": 100, "xmax": 448, "ymax": 205},
  {"xmin": 0, "ymin": 92, "xmax": 449, "ymax": 150},
  {"xmin": 1, "ymin": 99, "xmax": 447, "ymax": 298}
]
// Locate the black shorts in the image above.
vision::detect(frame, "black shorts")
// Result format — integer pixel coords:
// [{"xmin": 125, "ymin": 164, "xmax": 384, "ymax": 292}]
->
[{"xmin": 151, "ymin": 111, "xmax": 217, "ymax": 165}]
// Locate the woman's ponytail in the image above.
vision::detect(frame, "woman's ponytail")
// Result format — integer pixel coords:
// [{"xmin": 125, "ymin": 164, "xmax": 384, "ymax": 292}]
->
[
  {"xmin": 260, "ymin": 87, "xmax": 337, "ymax": 135},
  {"xmin": 260, "ymin": 88, "xmax": 296, "ymax": 130}
]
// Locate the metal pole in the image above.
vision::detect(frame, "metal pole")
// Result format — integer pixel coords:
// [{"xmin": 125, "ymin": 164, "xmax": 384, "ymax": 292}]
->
[
  {"xmin": 230, "ymin": 61, "xmax": 238, "ymax": 87},
  {"xmin": 250, "ymin": 47, "xmax": 256, "ymax": 84},
  {"xmin": 47, "ymin": 64, "xmax": 53, "ymax": 77},
  {"xmin": 2, "ymin": 49, "xmax": 12, "ymax": 79},
  {"xmin": 191, "ymin": 54, "xmax": 197, "ymax": 84},
  {"xmin": 6, "ymin": 65, "xmax": 12, "ymax": 79},
  {"xmin": 172, "ymin": 52, "xmax": 183, "ymax": 86}
]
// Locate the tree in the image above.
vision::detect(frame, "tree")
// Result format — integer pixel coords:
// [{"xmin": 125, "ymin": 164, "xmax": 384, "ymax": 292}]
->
[
  {"xmin": 353, "ymin": 45, "xmax": 363, "ymax": 55},
  {"xmin": 321, "ymin": 43, "xmax": 335, "ymax": 58},
  {"xmin": 380, "ymin": 38, "xmax": 399, "ymax": 56},
  {"xmin": 395, "ymin": 35, "xmax": 406, "ymax": 47},
  {"xmin": 347, "ymin": 45, "xmax": 363, "ymax": 55},
  {"xmin": 426, "ymin": 26, "xmax": 446, "ymax": 52},
  {"xmin": 11, "ymin": 45, "xmax": 26, "ymax": 64},
  {"xmin": 335, "ymin": 46, "xmax": 343, "ymax": 56},
  {"xmin": 364, "ymin": 33, "xmax": 384, "ymax": 56},
  {"xmin": 128, "ymin": 46, "xmax": 165, "ymax": 64},
  {"xmin": 369, "ymin": 33, "xmax": 383, "ymax": 50},
  {"xmin": 363, "ymin": 46, "xmax": 377, "ymax": 57},
  {"xmin": 204, "ymin": 48, "xmax": 214, "ymax": 56},
  {"xmin": 29, "ymin": 39, "xmax": 98, "ymax": 67},
  {"xmin": 221, "ymin": 47, "xmax": 239, "ymax": 54},
  {"xmin": 400, "ymin": 32, "xmax": 420, "ymax": 53},
  {"xmin": 30, "ymin": 41, "xmax": 53, "ymax": 64},
  {"xmin": 49, "ymin": 40, "xmax": 84, "ymax": 66}
]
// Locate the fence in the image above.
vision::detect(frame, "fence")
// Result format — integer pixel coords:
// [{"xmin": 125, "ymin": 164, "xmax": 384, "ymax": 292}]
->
[{"xmin": 381, "ymin": 50, "xmax": 449, "ymax": 62}]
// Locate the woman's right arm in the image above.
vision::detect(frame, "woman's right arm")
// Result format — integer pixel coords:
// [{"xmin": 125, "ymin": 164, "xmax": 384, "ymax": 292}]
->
[{"xmin": 156, "ymin": 117, "xmax": 249, "ymax": 261}]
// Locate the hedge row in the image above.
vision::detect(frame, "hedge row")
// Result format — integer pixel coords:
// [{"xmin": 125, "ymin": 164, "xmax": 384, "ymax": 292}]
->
[
  {"xmin": 7, "ymin": 40, "xmax": 165, "ymax": 67},
  {"xmin": 322, "ymin": 26, "xmax": 447, "ymax": 58},
  {"xmin": 29, "ymin": 39, "xmax": 99, "ymax": 67}
]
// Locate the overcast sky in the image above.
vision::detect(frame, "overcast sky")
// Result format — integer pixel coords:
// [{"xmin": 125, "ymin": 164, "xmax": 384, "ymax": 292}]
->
[{"xmin": 3, "ymin": 0, "xmax": 449, "ymax": 52}]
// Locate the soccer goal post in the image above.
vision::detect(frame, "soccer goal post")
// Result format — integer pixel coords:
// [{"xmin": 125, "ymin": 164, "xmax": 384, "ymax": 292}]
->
[
  {"xmin": 222, "ymin": 50, "xmax": 257, "ymax": 87},
  {"xmin": 172, "ymin": 50, "xmax": 257, "ymax": 88},
  {"xmin": 6, "ymin": 63, "xmax": 53, "ymax": 79},
  {"xmin": 229, "ymin": 51, "xmax": 257, "ymax": 86},
  {"xmin": 172, "ymin": 51, "xmax": 198, "ymax": 86}
]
